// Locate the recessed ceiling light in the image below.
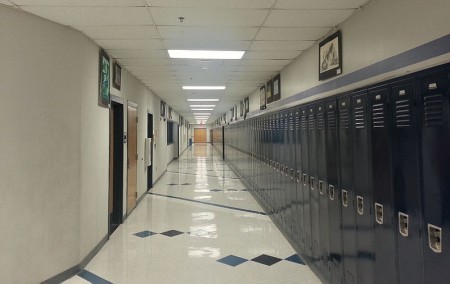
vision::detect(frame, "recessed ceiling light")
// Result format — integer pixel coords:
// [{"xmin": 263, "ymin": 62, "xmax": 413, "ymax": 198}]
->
[
  {"xmin": 193, "ymin": 113, "xmax": 211, "ymax": 115},
  {"xmin": 187, "ymin": 99, "xmax": 219, "ymax": 102},
  {"xmin": 183, "ymin": 86, "xmax": 226, "ymax": 90},
  {"xmin": 190, "ymin": 105, "xmax": 216, "ymax": 107},
  {"xmin": 191, "ymin": 108, "xmax": 214, "ymax": 111},
  {"xmin": 168, "ymin": 50, "xmax": 244, "ymax": 60}
]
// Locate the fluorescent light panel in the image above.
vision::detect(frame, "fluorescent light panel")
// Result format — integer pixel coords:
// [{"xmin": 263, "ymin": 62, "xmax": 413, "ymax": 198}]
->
[
  {"xmin": 191, "ymin": 108, "xmax": 214, "ymax": 111},
  {"xmin": 190, "ymin": 105, "xmax": 215, "ymax": 107},
  {"xmin": 168, "ymin": 50, "xmax": 244, "ymax": 60},
  {"xmin": 187, "ymin": 99, "xmax": 219, "ymax": 102},
  {"xmin": 183, "ymin": 86, "xmax": 226, "ymax": 90}
]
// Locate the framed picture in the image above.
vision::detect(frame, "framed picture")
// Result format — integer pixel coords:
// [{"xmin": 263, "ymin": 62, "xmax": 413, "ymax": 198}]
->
[
  {"xmin": 272, "ymin": 74, "xmax": 281, "ymax": 101},
  {"xmin": 259, "ymin": 85, "xmax": 266, "ymax": 110},
  {"xmin": 98, "ymin": 49, "xmax": 110, "ymax": 108},
  {"xmin": 319, "ymin": 30, "xmax": 342, "ymax": 81},
  {"xmin": 112, "ymin": 62, "xmax": 121, "ymax": 90},
  {"xmin": 245, "ymin": 97, "xmax": 249, "ymax": 114},
  {"xmin": 168, "ymin": 107, "xmax": 172, "ymax": 119},
  {"xmin": 240, "ymin": 101, "xmax": 244, "ymax": 117},
  {"xmin": 266, "ymin": 79, "xmax": 273, "ymax": 104},
  {"xmin": 160, "ymin": 101, "xmax": 165, "ymax": 118},
  {"xmin": 230, "ymin": 107, "xmax": 234, "ymax": 121}
]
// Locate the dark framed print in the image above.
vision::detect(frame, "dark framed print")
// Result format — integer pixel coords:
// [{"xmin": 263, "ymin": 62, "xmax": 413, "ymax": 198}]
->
[
  {"xmin": 245, "ymin": 97, "xmax": 249, "ymax": 114},
  {"xmin": 266, "ymin": 79, "xmax": 273, "ymax": 104},
  {"xmin": 98, "ymin": 49, "xmax": 110, "ymax": 108},
  {"xmin": 319, "ymin": 30, "xmax": 342, "ymax": 81},
  {"xmin": 160, "ymin": 101, "xmax": 166, "ymax": 118},
  {"xmin": 259, "ymin": 85, "xmax": 266, "ymax": 110},
  {"xmin": 113, "ymin": 62, "xmax": 121, "ymax": 90},
  {"xmin": 240, "ymin": 101, "xmax": 244, "ymax": 117},
  {"xmin": 272, "ymin": 74, "xmax": 281, "ymax": 101}
]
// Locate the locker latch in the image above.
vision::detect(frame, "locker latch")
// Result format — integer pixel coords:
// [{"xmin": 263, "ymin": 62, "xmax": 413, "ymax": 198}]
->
[
  {"xmin": 310, "ymin": 177, "xmax": 314, "ymax": 190},
  {"xmin": 329, "ymin": 185, "xmax": 335, "ymax": 200},
  {"xmin": 342, "ymin": 190, "xmax": 348, "ymax": 207},
  {"xmin": 290, "ymin": 169, "xmax": 295, "ymax": 180},
  {"xmin": 285, "ymin": 166, "xmax": 289, "ymax": 177},
  {"xmin": 357, "ymin": 196, "xmax": 364, "ymax": 215},
  {"xmin": 302, "ymin": 174, "xmax": 307, "ymax": 185},
  {"xmin": 375, "ymin": 203, "xmax": 383, "ymax": 224},
  {"xmin": 428, "ymin": 224, "xmax": 442, "ymax": 253},
  {"xmin": 319, "ymin": 180, "xmax": 324, "ymax": 195},
  {"xmin": 399, "ymin": 212, "xmax": 409, "ymax": 237},
  {"xmin": 296, "ymin": 171, "xmax": 301, "ymax": 183}
]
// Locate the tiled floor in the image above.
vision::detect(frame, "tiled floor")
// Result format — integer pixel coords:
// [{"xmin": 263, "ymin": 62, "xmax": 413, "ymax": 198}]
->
[{"xmin": 64, "ymin": 144, "xmax": 321, "ymax": 284}]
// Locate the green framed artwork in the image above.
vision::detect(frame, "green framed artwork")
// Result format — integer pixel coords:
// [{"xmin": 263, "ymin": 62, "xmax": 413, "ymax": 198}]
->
[{"xmin": 99, "ymin": 49, "xmax": 110, "ymax": 108}]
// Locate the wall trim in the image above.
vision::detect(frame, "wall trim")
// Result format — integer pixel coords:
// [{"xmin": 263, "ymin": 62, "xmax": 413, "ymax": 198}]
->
[{"xmin": 40, "ymin": 234, "xmax": 108, "ymax": 284}]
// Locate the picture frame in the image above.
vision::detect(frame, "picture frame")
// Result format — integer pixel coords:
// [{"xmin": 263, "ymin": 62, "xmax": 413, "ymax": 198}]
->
[
  {"xmin": 168, "ymin": 106, "xmax": 172, "ymax": 119},
  {"xmin": 112, "ymin": 62, "xmax": 121, "ymax": 90},
  {"xmin": 272, "ymin": 74, "xmax": 281, "ymax": 101},
  {"xmin": 266, "ymin": 79, "xmax": 273, "ymax": 104},
  {"xmin": 160, "ymin": 101, "xmax": 166, "ymax": 118},
  {"xmin": 259, "ymin": 85, "xmax": 266, "ymax": 110},
  {"xmin": 319, "ymin": 30, "xmax": 342, "ymax": 81},
  {"xmin": 98, "ymin": 49, "xmax": 110, "ymax": 108},
  {"xmin": 245, "ymin": 97, "xmax": 249, "ymax": 114},
  {"xmin": 240, "ymin": 101, "xmax": 244, "ymax": 117}
]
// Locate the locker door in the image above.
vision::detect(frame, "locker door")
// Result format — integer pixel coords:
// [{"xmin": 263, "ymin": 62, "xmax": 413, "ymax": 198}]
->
[
  {"xmin": 317, "ymin": 101, "xmax": 330, "ymax": 281},
  {"xmin": 391, "ymin": 80, "xmax": 424, "ymax": 284},
  {"xmin": 326, "ymin": 99, "xmax": 343, "ymax": 284},
  {"xmin": 282, "ymin": 110, "xmax": 290, "ymax": 230},
  {"xmin": 301, "ymin": 106, "xmax": 312, "ymax": 258},
  {"xmin": 280, "ymin": 111, "xmax": 288, "ymax": 225},
  {"xmin": 288, "ymin": 108, "xmax": 296, "ymax": 239},
  {"xmin": 295, "ymin": 107, "xmax": 305, "ymax": 252},
  {"xmin": 308, "ymin": 104, "xmax": 320, "ymax": 262},
  {"xmin": 352, "ymin": 91, "xmax": 374, "ymax": 284},
  {"xmin": 419, "ymin": 72, "xmax": 450, "ymax": 283},
  {"xmin": 369, "ymin": 86, "xmax": 397, "ymax": 284},
  {"xmin": 338, "ymin": 95, "xmax": 357, "ymax": 284},
  {"xmin": 274, "ymin": 112, "xmax": 281, "ymax": 220},
  {"xmin": 271, "ymin": 113, "xmax": 277, "ymax": 215}
]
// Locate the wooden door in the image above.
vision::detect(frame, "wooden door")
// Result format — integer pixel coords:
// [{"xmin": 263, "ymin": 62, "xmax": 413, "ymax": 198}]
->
[
  {"xmin": 127, "ymin": 104, "xmax": 138, "ymax": 214},
  {"xmin": 194, "ymin": 128, "xmax": 207, "ymax": 143}
]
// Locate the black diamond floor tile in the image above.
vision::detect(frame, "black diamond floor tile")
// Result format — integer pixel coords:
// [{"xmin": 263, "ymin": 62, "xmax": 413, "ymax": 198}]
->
[
  {"xmin": 251, "ymin": 254, "xmax": 282, "ymax": 266},
  {"xmin": 285, "ymin": 254, "xmax": 306, "ymax": 265},
  {"xmin": 160, "ymin": 230, "xmax": 184, "ymax": 237},
  {"xmin": 217, "ymin": 255, "xmax": 248, "ymax": 267},
  {"xmin": 133, "ymin": 230, "xmax": 157, "ymax": 238}
]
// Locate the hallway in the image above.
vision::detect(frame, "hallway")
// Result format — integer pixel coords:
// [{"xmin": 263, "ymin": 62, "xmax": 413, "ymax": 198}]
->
[{"xmin": 64, "ymin": 144, "xmax": 321, "ymax": 284}]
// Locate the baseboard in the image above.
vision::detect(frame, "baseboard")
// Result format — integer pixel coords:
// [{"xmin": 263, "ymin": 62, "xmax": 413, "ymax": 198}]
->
[
  {"xmin": 41, "ymin": 234, "xmax": 108, "ymax": 284},
  {"xmin": 151, "ymin": 169, "xmax": 167, "ymax": 188}
]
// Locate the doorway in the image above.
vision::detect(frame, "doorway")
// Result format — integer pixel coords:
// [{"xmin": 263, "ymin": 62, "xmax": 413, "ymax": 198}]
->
[
  {"xmin": 147, "ymin": 112, "xmax": 153, "ymax": 190},
  {"xmin": 127, "ymin": 102, "xmax": 138, "ymax": 214},
  {"xmin": 109, "ymin": 98, "xmax": 124, "ymax": 235},
  {"xmin": 194, "ymin": 128, "xmax": 207, "ymax": 143}
]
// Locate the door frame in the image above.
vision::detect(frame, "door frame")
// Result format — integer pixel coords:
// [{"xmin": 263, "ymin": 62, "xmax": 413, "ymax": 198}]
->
[
  {"xmin": 126, "ymin": 100, "xmax": 138, "ymax": 215},
  {"xmin": 147, "ymin": 111, "xmax": 153, "ymax": 190}
]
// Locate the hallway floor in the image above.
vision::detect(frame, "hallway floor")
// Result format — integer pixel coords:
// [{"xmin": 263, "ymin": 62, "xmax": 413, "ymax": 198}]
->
[{"xmin": 64, "ymin": 144, "xmax": 321, "ymax": 284}]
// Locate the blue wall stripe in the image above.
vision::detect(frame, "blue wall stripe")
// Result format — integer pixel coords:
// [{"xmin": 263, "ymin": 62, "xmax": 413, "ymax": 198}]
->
[
  {"xmin": 148, "ymin": 192, "xmax": 267, "ymax": 215},
  {"xmin": 253, "ymin": 34, "xmax": 450, "ymax": 114},
  {"xmin": 78, "ymin": 270, "xmax": 113, "ymax": 284}
]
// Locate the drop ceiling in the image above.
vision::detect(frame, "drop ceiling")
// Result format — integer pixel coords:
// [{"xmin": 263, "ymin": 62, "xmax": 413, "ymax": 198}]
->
[{"xmin": 2, "ymin": 0, "xmax": 369, "ymax": 123}]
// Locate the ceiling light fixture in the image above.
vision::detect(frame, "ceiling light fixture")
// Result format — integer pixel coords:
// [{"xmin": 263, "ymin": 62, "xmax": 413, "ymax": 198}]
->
[
  {"xmin": 191, "ymin": 108, "xmax": 214, "ymax": 111},
  {"xmin": 168, "ymin": 50, "xmax": 245, "ymax": 60},
  {"xmin": 187, "ymin": 99, "xmax": 219, "ymax": 102},
  {"xmin": 193, "ymin": 113, "xmax": 211, "ymax": 115},
  {"xmin": 190, "ymin": 105, "xmax": 216, "ymax": 107},
  {"xmin": 183, "ymin": 86, "xmax": 226, "ymax": 90}
]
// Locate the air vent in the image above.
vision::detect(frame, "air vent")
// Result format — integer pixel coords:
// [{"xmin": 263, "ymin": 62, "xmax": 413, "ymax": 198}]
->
[
  {"xmin": 317, "ymin": 112, "xmax": 325, "ymax": 130},
  {"xmin": 372, "ymin": 103, "xmax": 385, "ymax": 128},
  {"xmin": 309, "ymin": 113, "xmax": 315, "ymax": 130},
  {"xmin": 424, "ymin": 94, "xmax": 443, "ymax": 126},
  {"xmin": 354, "ymin": 106, "xmax": 365, "ymax": 129},
  {"xmin": 339, "ymin": 109, "xmax": 350, "ymax": 129},
  {"xmin": 289, "ymin": 116, "xmax": 295, "ymax": 131},
  {"xmin": 301, "ymin": 115, "xmax": 307, "ymax": 131},
  {"xmin": 295, "ymin": 115, "xmax": 301, "ymax": 131},
  {"xmin": 395, "ymin": 99, "xmax": 411, "ymax": 128},
  {"xmin": 327, "ymin": 110, "xmax": 336, "ymax": 129}
]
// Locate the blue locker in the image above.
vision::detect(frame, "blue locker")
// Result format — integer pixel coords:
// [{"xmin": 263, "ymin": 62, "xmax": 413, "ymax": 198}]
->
[
  {"xmin": 317, "ymin": 101, "xmax": 331, "ymax": 281},
  {"xmin": 275, "ymin": 112, "xmax": 282, "ymax": 221},
  {"xmin": 295, "ymin": 107, "xmax": 305, "ymax": 252},
  {"xmin": 368, "ymin": 86, "xmax": 398, "ymax": 284},
  {"xmin": 351, "ymin": 91, "xmax": 374, "ymax": 284},
  {"xmin": 326, "ymin": 99, "xmax": 343, "ymax": 284},
  {"xmin": 287, "ymin": 108, "xmax": 297, "ymax": 238},
  {"xmin": 337, "ymin": 95, "xmax": 357, "ymax": 284},
  {"xmin": 301, "ymin": 106, "xmax": 312, "ymax": 258},
  {"xmin": 418, "ymin": 71, "xmax": 450, "ymax": 283},
  {"xmin": 282, "ymin": 110, "xmax": 289, "ymax": 229},
  {"xmin": 391, "ymin": 80, "xmax": 424, "ymax": 284}
]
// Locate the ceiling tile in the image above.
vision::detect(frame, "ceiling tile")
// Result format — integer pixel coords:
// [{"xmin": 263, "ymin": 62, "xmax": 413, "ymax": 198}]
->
[
  {"xmin": 164, "ymin": 39, "xmax": 251, "ymax": 50},
  {"xmin": 151, "ymin": 7, "xmax": 268, "ymax": 26},
  {"xmin": 236, "ymin": 65, "xmax": 283, "ymax": 72},
  {"xmin": 147, "ymin": 0, "xmax": 276, "ymax": 9},
  {"xmin": 158, "ymin": 26, "xmax": 258, "ymax": 41},
  {"xmin": 243, "ymin": 50, "xmax": 302, "ymax": 60},
  {"xmin": 14, "ymin": 0, "xmax": 144, "ymax": 6},
  {"xmin": 275, "ymin": 0, "xmax": 368, "ymax": 9},
  {"xmin": 250, "ymin": 40, "xmax": 314, "ymax": 51},
  {"xmin": 21, "ymin": 7, "xmax": 153, "ymax": 26},
  {"xmin": 264, "ymin": 9, "xmax": 354, "ymax": 27},
  {"xmin": 118, "ymin": 58, "xmax": 170, "ymax": 66},
  {"xmin": 107, "ymin": 49, "xmax": 167, "ymax": 59},
  {"xmin": 257, "ymin": 27, "xmax": 331, "ymax": 41},
  {"xmin": 75, "ymin": 25, "xmax": 158, "ymax": 40},
  {"xmin": 95, "ymin": 39, "xmax": 163, "ymax": 49}
]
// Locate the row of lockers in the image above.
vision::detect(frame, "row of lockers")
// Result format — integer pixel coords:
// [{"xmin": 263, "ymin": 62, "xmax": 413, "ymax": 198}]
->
[{"xmin": 212, "ymin": 63, "xmax": 450, "ymax": 284}]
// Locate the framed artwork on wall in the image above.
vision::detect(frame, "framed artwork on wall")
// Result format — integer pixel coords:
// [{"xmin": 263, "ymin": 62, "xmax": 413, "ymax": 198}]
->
[
  {"xmin": 98, "ymin": 49, "xmax": 110, "ymax": 108},
  {"xmin": 266, "ymin": 79, "xmax": 273, "ymax": 104},
  {"xmin": 240, "ymin": 101, "xmax": 244, "ymax": 117},
  {"xmin": 112, "ymin": 62, "xmax": 121, "ymax": 90},
  {"xmin": 319, "ymin": 30, "xmax": 342, "ymax": 81},
  {"xmin": 160, "ymin": 101, "xmax": 166, "ymax": 118},
  {"xmin": 245, "ymin": 97, "xmax": 249, "ymax": 114},
  {"xmin": 272, "ymin": 74, "xmax": 281, "ymax": 101},
  {"xmin": 259, "ymin": 85, "xmax": 266, "ymax": 110}
]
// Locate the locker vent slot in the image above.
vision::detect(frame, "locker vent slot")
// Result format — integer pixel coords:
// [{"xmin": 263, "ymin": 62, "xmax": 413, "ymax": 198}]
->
[
  {"xmin": 289, "ymin": 117, "xmax": 294, "ymax": 131},
  {"xmin": 424, "ymin": 94, "xmax": 443, "ymax": 126},
  {"xmin": 339, "ymin": 110, "xmax": 350, "ymax": 129},
  {"xmin": 308, "ymin": 114, "xmax": 315, "ymax": 130},
  {"xmin": 372, "ymin": 103, "xmax": 385, "ymax": 128},
  {"xmin": 327, "ymin": 111, "xmax": 336, "ymax": 129},
  {"xmin": 354, "ymin": 106, "xmax": 365, "ymax": 129},
  {"xmin": 295, "ymin": 117, "xmax": 301, "ymax": 131},
  {"xmin": 395, "ymin": 99, "xmax": 411, "ymax": 128},
  {"xmin": 301, "ymin": 116, "xmax": 307, "ymax": 131},
  {"xmin": 317, "ymin": 112, "xmax": 325, "ymax": 130}
]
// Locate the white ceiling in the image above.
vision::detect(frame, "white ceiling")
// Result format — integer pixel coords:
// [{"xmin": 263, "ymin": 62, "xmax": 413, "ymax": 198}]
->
[{"xmin": 3, "ymin": 0, "xmax": 369, "ymax": 123}]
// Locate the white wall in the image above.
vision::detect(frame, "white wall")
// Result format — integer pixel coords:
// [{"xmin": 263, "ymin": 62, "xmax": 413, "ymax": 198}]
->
[{"xmin": 0, "ymin": 5, "xmax": 189, "ymax": 283}]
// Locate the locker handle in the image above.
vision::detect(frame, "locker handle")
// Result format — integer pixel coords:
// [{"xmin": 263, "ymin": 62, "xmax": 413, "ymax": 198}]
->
[
  {"xmin": 428, "ymin": 224, "xmax": 442, "ymax": 253},
  {"xmin": 296, "ymin": 171, "xmax": 301, "ymax": 183},
  {"xmin": 329, "ymin": 185, "xmax": 335, "ymax": 200},
  {"xmin": 290, "ymin": 169, "xmax": 295, "ymax": 180},
  {"xmin": 285, "ymin": 166, "xmax": 289, "ymax": 177},
  {"xmin": 319, "ymin": 180, "xmax": 324, "ymax": 195},
  {"xmin": 399, "ymin": 212, "xmax": 409, "ymax": 237},
  {"xmin": 342, "ymin": 190, "xmax": 348, "ymax": 207},
  {"xmin": 357, "ymin": 196, "xmax": 364, "ymax": 215},
  {"xmin": 310, "ymin": 177, "xmax": 314, "ymax": 190},
  {"xmin": 276, "ymin": 163, "xmax": 280, "ymax": 172},
  {"xmin": 302, "ymin": 174, "xmax": 307, "ymax": 185},
  {"xmin": 375, "ymin": 203, "xmax": 383, "ymax": 224}
]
